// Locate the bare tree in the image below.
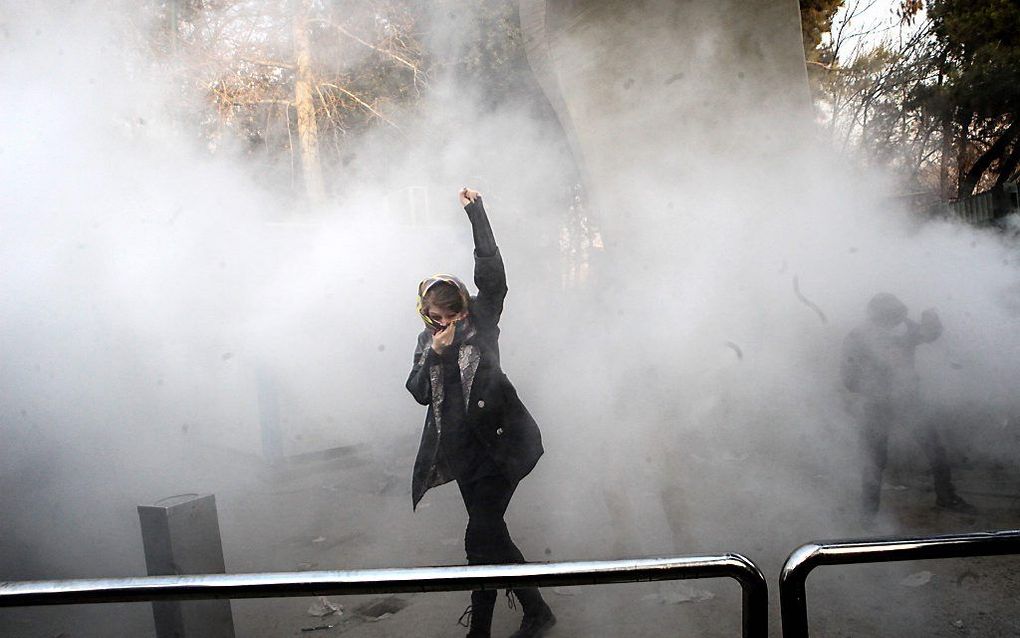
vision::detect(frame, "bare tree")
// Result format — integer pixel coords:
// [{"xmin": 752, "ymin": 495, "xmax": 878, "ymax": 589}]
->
[
  {"xmin": 814, "ymin": 4, "xmax": 949, "ymax": 193},
  {"xmin": 151, "ymin": 0, "xmax": 427, "ymax": 204},
  {"xmin": 292, "ymin": 0, "xmax": 324, "ymax": 204}
]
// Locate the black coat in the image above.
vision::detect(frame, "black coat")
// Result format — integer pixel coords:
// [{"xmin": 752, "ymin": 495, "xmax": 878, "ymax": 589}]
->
[
  {"xmin": 406, "ymin": 202, "xmax": 543, "ymax": 509},
  {"xmin": 841, "ymin": 313, "xmax": 942, "ymax": 401}
]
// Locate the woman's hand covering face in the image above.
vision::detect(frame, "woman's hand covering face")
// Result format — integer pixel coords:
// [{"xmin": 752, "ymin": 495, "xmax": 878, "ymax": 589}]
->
[{"xmin": 431, "ymin": 321, "xmax": 458, "ymax": 354}]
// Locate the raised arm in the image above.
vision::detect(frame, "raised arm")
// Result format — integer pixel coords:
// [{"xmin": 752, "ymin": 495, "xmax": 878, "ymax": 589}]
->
[
  {"xmin": 459, "ymin": 188, "xmax": 507, "ymax": 326},
  {"xmin": 916, "ymin": 308, "xmax": 943, "ymax": 344},
  {"xmin": 901, "ymin": 309, "xmax": 943, "ymax": 348}
]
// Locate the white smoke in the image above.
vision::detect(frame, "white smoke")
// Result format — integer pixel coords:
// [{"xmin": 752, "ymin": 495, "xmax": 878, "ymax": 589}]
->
[{"xmin": 1, "ymin": 1, "xmax": 1019, "ymax": 636}]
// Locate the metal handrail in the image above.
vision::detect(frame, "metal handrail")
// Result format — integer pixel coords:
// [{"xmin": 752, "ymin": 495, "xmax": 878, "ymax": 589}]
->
[
  {"xmin": 779, "ymin": 529, "xmax": 1020, "ymax": 638},
  {"xmin": 1, "ymin": 554, "xmax": 768, "ymax": 637}
]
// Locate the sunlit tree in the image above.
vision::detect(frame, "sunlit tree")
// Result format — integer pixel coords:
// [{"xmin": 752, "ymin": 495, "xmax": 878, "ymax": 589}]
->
[{"xmin": 148, "ymin": 0, "xmax": 427, "ymax": 204}]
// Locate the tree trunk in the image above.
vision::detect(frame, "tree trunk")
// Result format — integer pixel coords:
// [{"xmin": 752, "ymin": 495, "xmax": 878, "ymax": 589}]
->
[
  {"xmin": 955, "ymin": 110, "xmax": 974, "ymax": 199},
  {"xmin": 936, "ymin": 51, "xmax": 952, "ymax": 198},
  {"xmin": 959, "ymin": 118, "xmax": 1020, "ymax": 197},
  {"xmin": 293, "ymin": 0, "xmax": 325, "ymax": 206},
  {"xmin": 995, "ymin": 140, "xmax": 1020, "ymax": 187},
  {"xmin": 940, "ymin": 114, "xmax": 954, "ymax": 197}
]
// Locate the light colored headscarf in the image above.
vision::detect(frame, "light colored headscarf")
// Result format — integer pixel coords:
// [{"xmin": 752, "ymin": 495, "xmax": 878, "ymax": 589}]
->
[{"xmin": 416, "ymin": 274, "xmax": 470, "ymax": 333}]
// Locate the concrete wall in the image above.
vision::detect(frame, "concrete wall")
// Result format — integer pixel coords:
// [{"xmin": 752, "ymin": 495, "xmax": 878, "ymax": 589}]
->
[{"xmin": 520, "ymin": 0, "xmax": 811, "ymax": 240}]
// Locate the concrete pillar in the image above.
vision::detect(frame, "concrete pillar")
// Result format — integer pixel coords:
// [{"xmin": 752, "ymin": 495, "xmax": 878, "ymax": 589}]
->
[
  {"xmin": 255, "ymin": 366, "xmax": 284, "ymax": 463},
  {"xmin": 520, "ymin": 0, "xmax": 811, "ymax": 245},
  {"xmin": 138, "ymin": 494, "xmax": 236, "ymax": 638}
]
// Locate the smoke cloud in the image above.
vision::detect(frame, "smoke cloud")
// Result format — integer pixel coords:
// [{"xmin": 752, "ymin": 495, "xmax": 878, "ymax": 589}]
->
[{"xmin": 2, "ymin": 1, "xmax": 1018, "ymax": 636}]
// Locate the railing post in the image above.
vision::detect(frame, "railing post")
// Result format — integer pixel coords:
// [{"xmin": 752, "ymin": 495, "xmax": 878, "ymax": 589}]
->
[
  {"xmin": 733, "ymin": 555, "xmax": 769, "ymax": 638},
  {"xmin": 778, "ymin": 544, "xmax": 817, "ymax": 638},
  {"xmin": 137, "ymin": 494, "xmax": 235, "ymax": 638},
  {"xmin": 779, "ymin": 531, "xmax": 1020, "ymax": 638}
]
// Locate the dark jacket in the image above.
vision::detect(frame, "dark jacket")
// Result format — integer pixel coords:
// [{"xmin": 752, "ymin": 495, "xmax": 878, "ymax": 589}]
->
[
  {"xmin": 406, "ymin": 199, "xmax": 544, "ymax": 509},
  {"xmin": 841, "ymin": 312, "xmax": 943, "ymax": 401}
]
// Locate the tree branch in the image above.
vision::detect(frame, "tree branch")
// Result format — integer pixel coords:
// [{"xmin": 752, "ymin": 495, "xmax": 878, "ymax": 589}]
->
[
  {"xmin": 237, "ymin": 56, "xmax": 294, "ymax": 70},
  {"xmin": 310, "ymin": 18, "xmax": 424, "ymax": 87},
  {"xmin": 995, "ymin": 141, "xmax": 1020, "ymax": 187},
  {"xmin": 961, "ymin": 118, "xmax": 1020, "ymax": 196},
  {"xmin": 318, "ymin": 82, "xmax": 402, "ymax": 131}
]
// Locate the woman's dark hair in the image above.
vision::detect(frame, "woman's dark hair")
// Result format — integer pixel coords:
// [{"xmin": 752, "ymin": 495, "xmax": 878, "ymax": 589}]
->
[{"xmin": 423, "ymin": 281, "xmax": 465, "ymax": 313}]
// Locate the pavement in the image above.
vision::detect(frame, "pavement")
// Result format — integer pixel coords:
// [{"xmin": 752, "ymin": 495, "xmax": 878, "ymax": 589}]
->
[{"xmin": 2, "ymin": 439, "xmax": 1019, "ymax": 637}]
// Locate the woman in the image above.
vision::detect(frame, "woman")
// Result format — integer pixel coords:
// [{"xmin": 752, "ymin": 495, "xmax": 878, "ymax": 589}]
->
[{"xmin": 406, "ymin": 188, "xmax": 556, "ymax": 638}]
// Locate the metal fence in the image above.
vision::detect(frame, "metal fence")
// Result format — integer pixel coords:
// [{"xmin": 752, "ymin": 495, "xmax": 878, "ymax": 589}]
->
[
  {"xmin": 779, "ymin": 529, "xmax": 1020, "ymax": 638},
  {"xmin": 929, "ymin": 181, "xmax": 1020, "ymax": 224},
  {"xmin": 11, "ymin": 529, "xmax": 1020, "ymax": 637},
  {"xmin": 0, "ymin": 554, "xmax": 769, "ymax": 638}
]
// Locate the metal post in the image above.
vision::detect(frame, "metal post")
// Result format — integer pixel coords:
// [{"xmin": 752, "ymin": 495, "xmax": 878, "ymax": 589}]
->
[
  {"xmin": 732, "ymin": 553, "xmax": 769, "ymax": 638},
  {"xmin": 779, "ymin": 530, "xmax": 1020, "ymax": 638},
  {"xmin": 137, "ymin": 494, "xmax": 235, "ymax": 638}
]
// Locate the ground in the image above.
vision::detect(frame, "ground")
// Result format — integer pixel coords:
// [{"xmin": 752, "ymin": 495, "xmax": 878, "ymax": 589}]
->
[{"xmin": 1, "ymin": 440, "xmax": 1019, "ymax": 637}]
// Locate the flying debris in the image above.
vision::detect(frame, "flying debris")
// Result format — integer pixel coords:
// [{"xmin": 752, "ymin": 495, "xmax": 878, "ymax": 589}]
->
[
  {"xmin": 724, "ymin": 341, "xmax": 744, "ymax": 361},
  {"xmin": 793, "ymin": 275, "xmax": 829, "ymax": 324}
]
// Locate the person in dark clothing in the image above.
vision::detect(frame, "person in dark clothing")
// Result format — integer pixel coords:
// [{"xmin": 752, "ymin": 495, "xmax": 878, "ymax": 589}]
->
[
  {"xmin": 406, "ymin": 188, "xmax": 556, "ymax": 638},
  {"xmin": 841, "ymin": 293, "xmax": 976, "ymax": 521}
]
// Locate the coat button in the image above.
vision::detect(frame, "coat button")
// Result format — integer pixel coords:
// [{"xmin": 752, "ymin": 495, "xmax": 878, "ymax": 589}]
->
[
  {"xmin": 496, "ymin": 427, "xmax": 504, "ymax": 436},
  {"xmin": 477, "ymin": 400, "xmax": 485, "ymax": 408}
]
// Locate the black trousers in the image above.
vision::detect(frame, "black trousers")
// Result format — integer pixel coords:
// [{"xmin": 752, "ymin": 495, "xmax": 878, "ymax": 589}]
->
[
  {"xmin": 457, "ymin": 473, "xmax": 546, "ymax": 629},
  {"xmin": 458, "ymin": 473, "xmax": 526, "ymax": 565},
  {"xmin": 860, "ymin": 398, "xmax": 954, "ymax": 514}
]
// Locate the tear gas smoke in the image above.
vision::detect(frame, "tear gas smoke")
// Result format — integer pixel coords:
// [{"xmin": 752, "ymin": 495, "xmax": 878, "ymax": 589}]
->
[{"xmin": 2, "ymin": 1, "xmax": 1019, "ymax": 636}]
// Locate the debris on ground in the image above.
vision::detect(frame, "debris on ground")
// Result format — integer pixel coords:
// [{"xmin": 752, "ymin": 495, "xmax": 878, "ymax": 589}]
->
[
  {"xmin": 953, "ymin": 619, "xmax": 965, "ymax": 629},
  {"xmin": 642, "ymin": 583, "xmax": 715, "ymax": 604},
  {"xmin": 553, "ymin": 587, "xmax": 577, "ymax": 596},
  {"xmin": 307, "ymin": 596, "xmax": 342, "ymax": 617},
  {"xmin": 900, "ymin": 571, "xmax": 934, "ymax": 587},
  {"xmin": 312, "ymin": 536, "xmax": 327, "ymax": 543},
  {"xmin": 353, "ymin": 596, "xmax": 409, "ymax": 621},
  {"xmin": 301, "ymin": 623, "xmax": 338, "ymax": 632},
  {"xmin": 376, "ymin": 471, "xmax": 406, "ymax": 496}
]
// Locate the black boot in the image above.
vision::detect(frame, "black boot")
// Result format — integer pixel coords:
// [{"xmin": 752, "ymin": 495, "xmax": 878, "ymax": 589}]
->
[
  {"xmin": 461, "ymin": 590, "xmax": 496, "ymax": 638},
  {"xmin": 508, "ymin": 588, "xmax": 556, "ymax": 638}
]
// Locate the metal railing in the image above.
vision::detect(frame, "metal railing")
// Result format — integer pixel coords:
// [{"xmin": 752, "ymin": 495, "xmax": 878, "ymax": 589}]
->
[
  {"xmin": 1, "ymin": 554, "xmax": 768, "ymax": 638},
  {"xmin": 779, "ymin": 529, "xmax": 1020, "ymax": 638}
]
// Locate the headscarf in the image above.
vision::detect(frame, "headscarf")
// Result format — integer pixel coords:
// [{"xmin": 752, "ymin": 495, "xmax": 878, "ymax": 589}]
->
[{"xmin": 416, "ymin": 274, "xmax": 470, "ymax": 333}]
